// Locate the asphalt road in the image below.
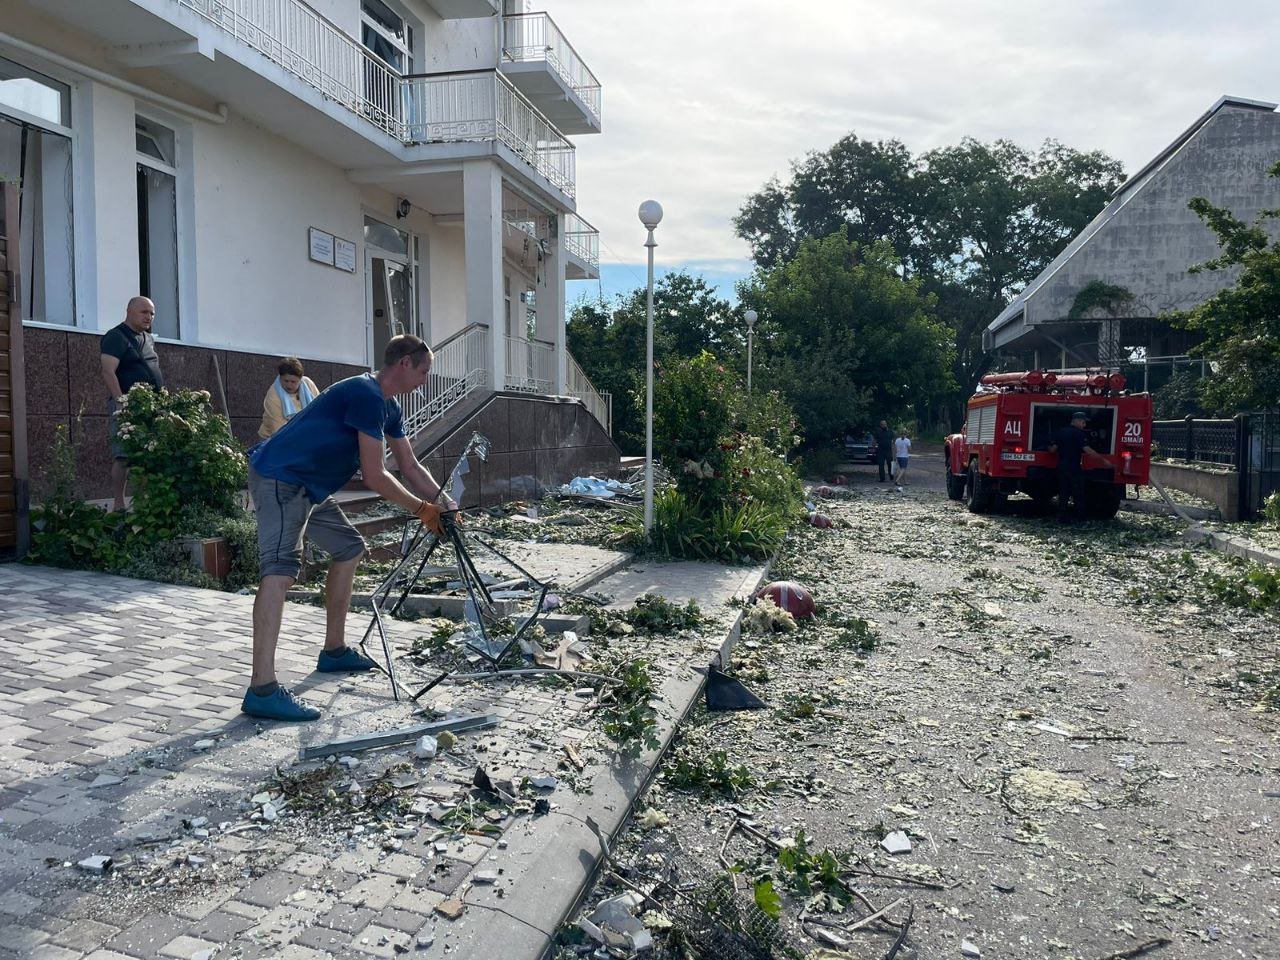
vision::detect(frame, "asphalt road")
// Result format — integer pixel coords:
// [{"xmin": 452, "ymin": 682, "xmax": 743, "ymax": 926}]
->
[{"xmin": 572, "ymin": 471, "xmax": 1280, "ymax": 960}]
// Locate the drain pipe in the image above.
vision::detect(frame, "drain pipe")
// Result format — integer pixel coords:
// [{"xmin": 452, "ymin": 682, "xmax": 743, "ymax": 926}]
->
[{"xmin": 0, "ymin": 31, "xmax": 229, "ymax": 125}]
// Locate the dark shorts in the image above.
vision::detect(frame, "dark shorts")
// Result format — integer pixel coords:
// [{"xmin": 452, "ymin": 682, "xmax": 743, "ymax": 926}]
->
[
  {"xmin": 108, "ymin": 398, "xmax": 126, "ymax": 461},
  {"xmin": 249, "ymin": 468, "xmax": 365, "ymax": 579},
  {"xmin": 897, "ymin": 456, "xmax": 909, "ymax": 469}
]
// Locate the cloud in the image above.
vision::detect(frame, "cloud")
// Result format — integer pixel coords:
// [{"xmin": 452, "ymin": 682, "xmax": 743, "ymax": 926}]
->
[{"xmin": 552, "ymin": 0, "xmax": 1280, "ymax": 269}]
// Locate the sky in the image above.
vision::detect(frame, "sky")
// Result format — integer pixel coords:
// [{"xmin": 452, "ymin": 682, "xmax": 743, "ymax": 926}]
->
[{"xmin": 558, "ymin": 0, "xmax": 1280, "ymax": 310}]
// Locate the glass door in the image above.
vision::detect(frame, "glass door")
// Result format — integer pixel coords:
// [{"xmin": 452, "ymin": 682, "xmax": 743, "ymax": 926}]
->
[{"xmin": 364, "ymin": 216, "xmax": 416, "ymax": 368}]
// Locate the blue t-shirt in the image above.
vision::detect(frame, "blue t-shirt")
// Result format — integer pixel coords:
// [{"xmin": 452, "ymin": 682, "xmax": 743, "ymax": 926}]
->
[{"xmin": 249, "ymin": 373, "xmax": 405, "ymax": 503}]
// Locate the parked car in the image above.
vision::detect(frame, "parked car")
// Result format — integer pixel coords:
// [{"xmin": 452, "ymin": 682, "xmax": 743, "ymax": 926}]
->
[{"xmin": 844, "ymin": 430, "xmax": 876, "ymax": 464}]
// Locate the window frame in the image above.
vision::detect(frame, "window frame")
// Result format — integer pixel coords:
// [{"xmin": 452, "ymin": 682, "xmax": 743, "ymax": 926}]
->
[
  {"xmin": 0, "ymin": 54, "xmax": 79, "ymax": 329},
  {"xmin": 134, "ymin": 110, "xmax": 185, "ymax": 341},
  {"xmin": 360, "ymin": 0, "xmax": 416, "ymax": 74}
]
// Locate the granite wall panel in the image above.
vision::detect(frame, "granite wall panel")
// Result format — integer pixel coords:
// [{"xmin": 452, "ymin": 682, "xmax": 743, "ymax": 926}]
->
[
  {"xmin": 24, "ymin": 335, "xmax": 618, "ymax": 504},
  {"xmin": 23, "ymin": 328, "xmax": 69, "ymax": 417}
]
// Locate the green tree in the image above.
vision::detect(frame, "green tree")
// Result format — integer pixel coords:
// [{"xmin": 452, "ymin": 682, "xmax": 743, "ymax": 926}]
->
[
  {"xmin": 734, "ymin": 135, "xmax": 1125, "ymax": 423},
  {"xmin": 567, "ymin": 272, "xmax": 739, "ymax": 453},
  {"xmin": 742, "ymin": 231, "xmax": 955, "ymax": 444},
  {"xmin": 1170, "ymin": 161, "xmax": 1280, "ymax": 412}
]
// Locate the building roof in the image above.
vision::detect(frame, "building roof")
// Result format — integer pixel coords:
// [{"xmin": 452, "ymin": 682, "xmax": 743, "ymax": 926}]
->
[{"xmin": 987, "ymin": 96, "xmax": 1280, "ymax": 349}]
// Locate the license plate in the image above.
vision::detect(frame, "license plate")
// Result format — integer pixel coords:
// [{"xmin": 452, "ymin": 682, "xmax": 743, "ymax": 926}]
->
[{"xmin": 1000, "ymin": 452, "xmax": 1036, "ymax": 462}]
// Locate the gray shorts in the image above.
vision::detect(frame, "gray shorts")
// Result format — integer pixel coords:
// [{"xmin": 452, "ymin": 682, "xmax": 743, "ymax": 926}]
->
[
  {"xmin": 249, "ymin": 468, "xmax": 365, "ymax": 579},
  {"xmin": 108, "ymin": 399, "xmax": 126, "ymax": 461}
]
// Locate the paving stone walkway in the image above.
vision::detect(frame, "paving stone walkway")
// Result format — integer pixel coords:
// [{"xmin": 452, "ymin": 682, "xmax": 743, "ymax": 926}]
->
[{"xmin": 0, "ymin": 547, "xmax": 766, "ymax": 960}]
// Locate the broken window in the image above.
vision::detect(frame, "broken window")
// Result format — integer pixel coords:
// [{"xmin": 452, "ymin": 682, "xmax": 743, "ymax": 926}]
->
[
  {"xmin": 136, "ymin": 116, "xmax": 180, "ymax": 339},
  {"xmin": 0, "ymin": 111, "xmax": 75, "ymax": 326}
]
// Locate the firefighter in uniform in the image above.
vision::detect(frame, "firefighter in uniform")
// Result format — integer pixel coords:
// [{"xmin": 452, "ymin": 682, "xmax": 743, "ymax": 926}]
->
[{"xmin": 1049, "ymin": 411, "xmax": 1098, "ymax": 521}]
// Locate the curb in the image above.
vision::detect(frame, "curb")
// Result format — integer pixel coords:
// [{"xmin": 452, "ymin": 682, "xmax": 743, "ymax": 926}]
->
[
  {"xmin": 1183, "ymin": 523, "xmax": 1280, "ymax": 569},
  {"xmin": 537, "ymin": 549, "xmax": 780, "ymax": 957},
  {"xmin": 432, "ymin": 551, "xmax": 781, "ymax": 960},
  {"xmin": 1120, "ymin": 499, "xmax": 1219, "ymax": 521}
]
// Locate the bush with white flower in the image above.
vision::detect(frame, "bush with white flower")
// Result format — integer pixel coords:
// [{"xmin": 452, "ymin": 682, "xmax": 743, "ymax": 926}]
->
[{"xmin": 116, "ymin": 385, "xmax": 247, "ymax": 542}]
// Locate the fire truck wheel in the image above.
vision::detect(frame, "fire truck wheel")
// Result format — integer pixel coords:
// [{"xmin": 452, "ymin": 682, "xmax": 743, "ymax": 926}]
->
[
  {"xmin": 1083, "ymin": 483, "xmax": 1123, "ymax": 520},
  {"xmin": 945, "ymin": 470, "xmax": 965, "ymax": 501},
  {"xmin": 965, "ymin": 461, "xmax": 991, "ymax": 514}
]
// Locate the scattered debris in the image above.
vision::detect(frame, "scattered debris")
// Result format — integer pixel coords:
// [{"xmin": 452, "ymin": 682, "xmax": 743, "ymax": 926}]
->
[
  {"xmin": 297, "ymin": 713, "xmax": 498, "ymax": 761},
  {"xmin": 880, "ymin": 831, "xmax": 912, "ymax": 855}
]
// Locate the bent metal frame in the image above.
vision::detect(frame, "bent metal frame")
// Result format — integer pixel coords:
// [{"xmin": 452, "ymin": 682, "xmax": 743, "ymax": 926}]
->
[{"xmin": 356, "ymin": 433, "xmax": 551, "ymax": 702}]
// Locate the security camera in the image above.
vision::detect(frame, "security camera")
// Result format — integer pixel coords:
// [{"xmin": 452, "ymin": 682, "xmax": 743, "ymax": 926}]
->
[{"xmin": 395, "ymin": 198, "xmax": 411, "ymax": 220}]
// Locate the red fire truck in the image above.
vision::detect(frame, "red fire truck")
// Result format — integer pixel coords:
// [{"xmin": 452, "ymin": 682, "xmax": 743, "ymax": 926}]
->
[{"xmin": 944, "ymin": 370, "xmax": 1153, "ymax": 519}]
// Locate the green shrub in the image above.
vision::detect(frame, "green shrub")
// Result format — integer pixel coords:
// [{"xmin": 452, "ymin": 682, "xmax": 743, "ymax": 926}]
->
[
  {"xmin": 726, "ymin": 434, "xmax": 806, "ymax": 518},
  {"xmin": 648, "ymin": 489, "xmax": 790, "ymax": 563},
  {"xmin": 28, "ymin": 424, "xmax": 127, "ymax": 569},
  {"xmin": 1265, "ymin": 490, "xmax": 1280, "ymax": 526},
  {"xmin": 653, "ymin": 352, "xmax": 737, "ymax": 502},
  {"xmin": 741, "ymin": 388, "xmax": 802, "ymax": 456},
  {"xmin": 28, "ymin": 401, "xmax": 258, "ymax": 592},
  {"xmin": 116, "ymin": 384, "xmax": 247, "ymax": 525},
  {"xmin": 799, "ymin": 446, "xmax": 843, "ymax": 481}
]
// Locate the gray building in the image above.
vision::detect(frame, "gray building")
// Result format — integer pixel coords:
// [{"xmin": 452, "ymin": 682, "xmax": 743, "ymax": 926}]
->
[{"xmin": 985, "ymin": 96, "xmax": 1280, "ymax": 382}]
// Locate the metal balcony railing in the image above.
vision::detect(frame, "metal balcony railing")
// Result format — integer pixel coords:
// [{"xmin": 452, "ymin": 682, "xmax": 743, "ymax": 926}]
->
[
  {"xmin": 398, "ymin": 323, "xmax": 490, "ymax": 442},
  {"xmin": 179, "ymin": 0, "xmax": 401, "ymax": 132},
  {"xmin": 567, "ymin": 351, "xmax": 610, "ymax": 435},
  {"xmin": 178, "ymin": 1, "xmax": 576, "ymax": 197},
  {"xmin": 563, "ymin": 212, "xmax": 599, "ymax": 269},
  {"xmin": 401, "ymin": 71, "xmax": 576, "ymax": 198},
  {"xmin": 504, "ymin": 337, "xmax": 556, "ymax": 393},
  {"xmin": 501, "ymin": 12, "xmax": 602, "ymax": 126}
]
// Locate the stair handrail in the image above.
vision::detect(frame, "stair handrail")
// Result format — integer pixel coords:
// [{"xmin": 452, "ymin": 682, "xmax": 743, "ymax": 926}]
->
[
  {"xmin": 566, "ymin": 350, "xmax": 611, "ymax": 436},
  {"xmin": 397, "ymin": 323, "xmax": 491, "ymax": 446}
]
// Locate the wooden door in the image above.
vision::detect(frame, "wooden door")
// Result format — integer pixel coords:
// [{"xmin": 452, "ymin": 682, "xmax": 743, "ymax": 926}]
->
[{"xmin": 0, "ymin": 183, "xmax": 28, "ymax": 558}]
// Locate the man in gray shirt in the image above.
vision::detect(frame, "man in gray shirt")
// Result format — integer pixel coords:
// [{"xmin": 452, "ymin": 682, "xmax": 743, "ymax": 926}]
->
[{"xmin": 99, "ymin": 297, "xmax": 164, "ymax": 511}]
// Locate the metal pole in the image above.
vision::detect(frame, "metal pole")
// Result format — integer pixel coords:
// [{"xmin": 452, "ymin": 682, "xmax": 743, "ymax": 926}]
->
[
  {"xmin": 747, "ymin": 326, "xmax": 753, "ymax": 396},
  {"xmin": 644, "ymin": 228, "xmax": 656, "ymax": 532}
]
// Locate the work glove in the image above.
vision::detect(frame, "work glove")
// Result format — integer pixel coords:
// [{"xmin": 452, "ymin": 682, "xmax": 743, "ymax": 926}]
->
[{"xmin": 414, "ymin": 500, "xmax": 446, "ymax": 537}]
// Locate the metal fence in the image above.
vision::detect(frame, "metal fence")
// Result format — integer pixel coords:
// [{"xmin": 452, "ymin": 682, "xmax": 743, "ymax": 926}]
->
[
  {"xmin": 1246, "ymin": 410, "xmax": 1280, "ymax": 516},
  {"xmin": 1152, "ymin": 413, "xmax": 1280, "ymax": 518},
  {"xmin": 1151, "ymin": 416, "xmax": 1240, "ymax": 467}
]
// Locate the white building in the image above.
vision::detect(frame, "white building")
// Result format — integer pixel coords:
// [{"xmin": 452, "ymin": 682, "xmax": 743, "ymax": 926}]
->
[{"xmin": 0, "ymin": 0, "xmax": 614, "ymax": 510}]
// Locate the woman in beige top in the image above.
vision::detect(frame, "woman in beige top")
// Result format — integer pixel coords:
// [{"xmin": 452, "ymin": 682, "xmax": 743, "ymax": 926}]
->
[{"xmin": 259, "ymin": 357, "xmax": 320, "ymax": 439}]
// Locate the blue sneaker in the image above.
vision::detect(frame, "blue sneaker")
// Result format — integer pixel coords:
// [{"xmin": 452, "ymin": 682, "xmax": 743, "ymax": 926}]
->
[
  {"xmin": 317, "ymin": 646, "xmax": 378, "ymax": 673},
  {"xmin": 241, "ymin": 685, "xmax": 321, "ymax": 721}
]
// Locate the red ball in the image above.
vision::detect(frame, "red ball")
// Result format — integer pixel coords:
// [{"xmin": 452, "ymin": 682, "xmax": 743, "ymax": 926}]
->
[
  {"xmin": 809, "ymin": 513, "xmax": 833, "ymax": 529},
  {"xmin": 757, "ymin": 580, "xmax": 816, "ymax": 619}
]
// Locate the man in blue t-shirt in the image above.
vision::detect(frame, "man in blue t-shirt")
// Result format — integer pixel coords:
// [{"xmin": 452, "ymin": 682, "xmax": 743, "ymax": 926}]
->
[
  {"xmin": 1049, "ymin": 410, "xmax": 1098, "ymax": 522},
  {"xmin": 244, "ymin": 334, "xmax": 451, "ymax": 721}
]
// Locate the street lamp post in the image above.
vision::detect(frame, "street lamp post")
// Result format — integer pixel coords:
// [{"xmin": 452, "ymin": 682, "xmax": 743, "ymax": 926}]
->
[
  {"xmin": 744, "ymin": 309, "xmax": 757, "ymax": 397},
  {"xmin": 638, "ymin": 199, "xmax": 663, "ymax": 533}
]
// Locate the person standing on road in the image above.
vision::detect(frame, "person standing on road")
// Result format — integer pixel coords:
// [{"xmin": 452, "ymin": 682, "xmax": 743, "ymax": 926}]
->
[
  {"xmin": 243, "ymin": 334, "xmax": 454, "ymax": 722},
  {"xmin": 99, "ymin": 296, "xmax": 164, "ymax": 512},
  {"xmin": 874, "ymin": 420, "xmax": 894, "ymax": 482},
  {"xmin": 894, "ymin": 430, "xmax": 912, "ymax": 487},
  {"xmin": 1049, "ymin": 411, "xmax": 1098, "ymax": 522}
]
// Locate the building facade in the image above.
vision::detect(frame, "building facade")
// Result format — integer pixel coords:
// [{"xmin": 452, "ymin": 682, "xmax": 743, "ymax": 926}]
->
[
  {"xmin": 985, "ymin": 96, "xmax": 1280, "ymax": 384},
  {"xmin": 0, "ymin": 0, "xmax": 612, "ymax": 509}
]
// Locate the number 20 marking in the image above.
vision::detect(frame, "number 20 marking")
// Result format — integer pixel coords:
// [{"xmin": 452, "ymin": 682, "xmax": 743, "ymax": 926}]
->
[{"xmin": 1123, "ymin": 422, "xmax": 1143, "ymax": 441}]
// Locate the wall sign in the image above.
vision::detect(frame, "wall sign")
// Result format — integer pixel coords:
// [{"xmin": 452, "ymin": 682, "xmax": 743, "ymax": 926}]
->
[
  {"xmin": 334, "ymin": 237, "xmax": 357, "ymax": 273},
  {"xmin": 308, "ymin": 227, "xmax": 335, "ymax": 266}
]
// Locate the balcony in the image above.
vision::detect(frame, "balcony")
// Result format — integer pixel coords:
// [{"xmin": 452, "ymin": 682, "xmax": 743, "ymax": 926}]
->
[
  {"xmin": 425, "ymin": 0, "xmax": 499, "ymax": 18},
  {"xmin": 401, "ymin": 71, "xmax": 575, "ymax": 199},
  {"xmin": 100, "ymin": 0, "xmax": 579, "ymax": 199},
  {"xmin": 563, "ymin": 212, "xmax": 599, "ymax": 280},
  {"xmin": 501, "ymin": 12, "xmax": 601, "ymax": 135}
]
